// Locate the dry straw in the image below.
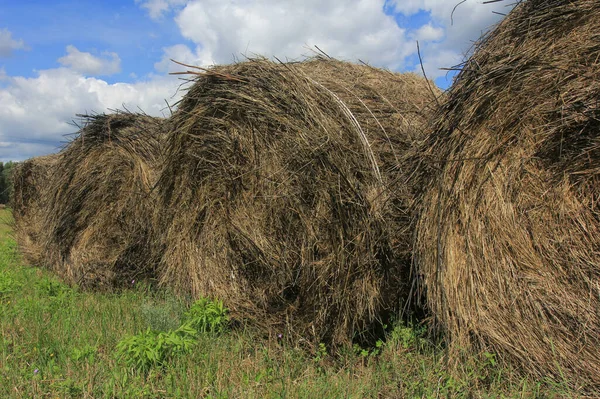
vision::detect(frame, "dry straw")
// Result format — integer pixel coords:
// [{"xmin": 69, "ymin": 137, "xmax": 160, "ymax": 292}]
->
[
  {"xmin": 411, "ymin": 0, "xmax": 600, "ymax": 388},
  {"xmin": 156, "ymin": 57, "xmax": 440, "ymax": 346},
  {"xmin": 41, "ymin": 111, "xmax": 166, "ymax": 288},
  {"xmin": 12, "ymin": 154, "xmax": 60, "ymax": 265}
]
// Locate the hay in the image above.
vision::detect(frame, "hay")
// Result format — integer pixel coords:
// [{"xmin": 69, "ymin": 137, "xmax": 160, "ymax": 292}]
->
[
  {"xmin": 41, "ymin": 111, "xmax": 166, "ymax": 288},
  {"xmin": 156, "ymin": 57, "xmax": 440, "ymax": 346},
  {"xmin": 12, "ymin": 154, "xmax": 60, "ymax": 265},
  {"xmin": 412, "ymin": 0, "xmax": 600, "ymax": 388}
]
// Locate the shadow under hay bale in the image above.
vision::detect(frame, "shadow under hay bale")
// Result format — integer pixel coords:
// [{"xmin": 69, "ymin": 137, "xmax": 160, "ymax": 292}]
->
[
  {"xmin": 411, "ymin": 0, "xmax": 600, "ymax": 389},
  {"xmin": 41, "ymin": 112, "xmax": 166, "ymax": 289},
  {"xmin": 12, "ymin": 154, "xmax": 61, "ymax": 265},
  {"xmin": 156, "ymin": 57, "xmax": 440, "ymax": 346}
]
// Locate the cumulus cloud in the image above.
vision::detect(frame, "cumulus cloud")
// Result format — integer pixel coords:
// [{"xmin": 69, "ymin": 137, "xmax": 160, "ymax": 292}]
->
[
  {"xmin": 145, "ymin": 0, "xmax": 514, "ymax": 81},
  {"xmin": 0, "ymin": 28, "xmax": 27, "ymax": 57},
  {"xmin": 58, "ymin": 45, "xmax": 122, "ymax": 76},
  {"xmin": 412, "ymin": 23, "xmax": 444, "ymax": 42},
  {"xmin": 135, "ymin": 0, "xmax": 187, "ymax": 19},
  {"xmin": 154, "ymin": 44, "xmax": 203, "ymax": 73},
  {"xmin": 0, "ymin": 68, "xmax": 183, "ymax": 161},
  {"xmin": 167, "ymin": 0, "xmax": 414, "ymax": 71},
  {"xmin": 389, "ymin": 0, "xmax": 515, "ymax": 79}
]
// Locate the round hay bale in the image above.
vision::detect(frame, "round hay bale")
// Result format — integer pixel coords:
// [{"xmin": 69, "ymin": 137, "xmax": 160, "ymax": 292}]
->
[
  {"xmin": 12, "ymin": 154, "xmax": 60, "ymax": 265},
  {"xmin": 412, "ymin": 0, "xmax": 600, "ymax": 387},
  {"xmin": 42, "ymin": 112, "xmax": 166, "ymax": 288},
  {"xmin": 156, "ymin": 57, "xmax": 440, "ymax": 346}
]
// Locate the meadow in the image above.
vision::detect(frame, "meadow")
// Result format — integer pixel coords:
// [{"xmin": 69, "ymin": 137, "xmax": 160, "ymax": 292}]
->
[{"xmin": 0, "ymin": 208, "xmax": 576, "ymax": 398}]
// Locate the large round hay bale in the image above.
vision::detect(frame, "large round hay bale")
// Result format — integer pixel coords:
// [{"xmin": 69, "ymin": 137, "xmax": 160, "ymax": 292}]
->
[
  {"xmin": 156, "ymin": 57, "xmax": 440, "ymax": 345},
  {"xmin": 412, "ymin": 0, "xmax": 600, "ymax": 387},
  {"xmin": 12, "ymin": 154, "xmax": 60, "ymax": 265},
  {"xmin": 42, "ymin": 112, "xmax": 166, "ymax": 288}
]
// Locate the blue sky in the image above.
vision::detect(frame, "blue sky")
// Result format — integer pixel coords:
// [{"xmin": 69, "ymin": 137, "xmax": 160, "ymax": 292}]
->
[
  {"xmin": 0, "ymin": 0, "xmax": 181, "ymax": 83},
  {"xmin": 0, "ymin": 0, "xmax": 511, "ymax": 161}
]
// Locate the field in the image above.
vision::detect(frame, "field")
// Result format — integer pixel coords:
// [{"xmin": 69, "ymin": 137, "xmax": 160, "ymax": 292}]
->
[{"xmin": 0, "ymin": 208, "xmax": 577, "ymax": 398}]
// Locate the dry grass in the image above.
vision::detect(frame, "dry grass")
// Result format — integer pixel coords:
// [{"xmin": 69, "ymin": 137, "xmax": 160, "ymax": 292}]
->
[
  {"xmin": 410, "ymin": 0, "xmax": 600, "ymax": 389},
  {"xmin": 156, "ymin": 57, "xmax": 441, "ymax": 347},
  {"xmin": 11, "ymin": 154, "xmax": 61, "ymax": 266},
  {"xmin": 40, "ymin": 112, "xmax": 166, "ymax": 289}
]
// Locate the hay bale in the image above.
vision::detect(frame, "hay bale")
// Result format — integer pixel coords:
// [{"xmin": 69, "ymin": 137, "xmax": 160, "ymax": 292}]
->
[
  {"xmin": 412, "ymin": 0, "xmax": 600, "ymax": 387},
  {"xmin": 12, "ymin": 154, "xmax": 60, "ymax": 265},
  {"xmin": 156, "ymin": 57, "xmax": 440, "ymax": 345},
  {"xmin": 42, "ymin": 112, "xmax": 166, "ymax": 288}
]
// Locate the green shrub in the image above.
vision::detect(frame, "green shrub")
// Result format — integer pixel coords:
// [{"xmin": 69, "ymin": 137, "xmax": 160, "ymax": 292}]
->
[
  {"xmin": 116, "ymin": 323, "xmax": 197, "ymax": 372},
  {"xmin": 388, "ymin": 321, "xmax": 427, "ymax": 350},
  {"xmin": 183, "ymin": 297, "xmax": 229, "ymax": 333},
  {"xmin": 116, "ymin": 297, "xmax": 229, "ymax": 372}
]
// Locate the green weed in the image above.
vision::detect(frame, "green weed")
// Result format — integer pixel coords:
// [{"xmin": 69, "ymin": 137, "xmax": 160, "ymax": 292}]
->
[
  {"xmin": 183, "ymin": 297, "xmax": 229, "ymax": 333},
  {"xmin": 116, "ymin": 297, "xmax": 229, "ymax": 372},
  {"xmin": 116, "ymin": 323, "xmax": 197, "ymax": 372}
]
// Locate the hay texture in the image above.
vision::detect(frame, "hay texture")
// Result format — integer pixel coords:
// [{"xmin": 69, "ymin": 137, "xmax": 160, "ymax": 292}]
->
[
  {"xmin": 42, "ymin": 112, "xmax": 165, "ymax": 288},
  {"xmin": 156, "ymin": 57, "xmax": 440, "ymax": 345},
  {"xmin": 412, "ymin": 0, "xmax": 600, "ymax": 387},
  {"xmin": 12, "ymin": 154, "xmax": 60, "ymax": 265}
]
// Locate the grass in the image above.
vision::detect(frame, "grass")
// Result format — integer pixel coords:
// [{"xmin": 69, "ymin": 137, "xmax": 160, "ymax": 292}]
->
[{"xmin": 0, "ymin": 208, "xmax": 577, "ymax": 398}]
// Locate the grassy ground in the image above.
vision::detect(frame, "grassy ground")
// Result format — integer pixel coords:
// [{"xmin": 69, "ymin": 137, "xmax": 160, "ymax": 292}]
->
[{"xmin": 0, "ymin": 208, "xmax": 576, "ymax": 398}]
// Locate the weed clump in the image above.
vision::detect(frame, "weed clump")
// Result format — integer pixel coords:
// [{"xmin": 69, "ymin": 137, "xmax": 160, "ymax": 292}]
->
[{"xmin": 117, "ymin": 297, "xmax": 229, "ymax": 371}]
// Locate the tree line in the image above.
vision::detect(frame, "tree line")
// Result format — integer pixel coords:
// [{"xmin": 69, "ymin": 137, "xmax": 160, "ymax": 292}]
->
[{"xmin": 0, "ymin": 161, "xmax": 16, "ymax": 204}]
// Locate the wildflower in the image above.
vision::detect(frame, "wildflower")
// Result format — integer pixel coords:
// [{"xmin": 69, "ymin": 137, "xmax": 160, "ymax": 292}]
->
[
  {"xmin": 131, "ymin": 279, "xmax": 135, "ymax": 285},
  {"xmin": 33, "ymin": 369, "xmax": 39, "ymax": 374},
  {"xmin": 277, "ymin": 333, "xmax": 283, "ymax": 339}
]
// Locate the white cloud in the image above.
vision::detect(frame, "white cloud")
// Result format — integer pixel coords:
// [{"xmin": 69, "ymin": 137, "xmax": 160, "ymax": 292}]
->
[
  {"xmin": 412, "ymin": 23, "xmax": 444, "ymax": 42},
  {"xmin": 0, "ymin": 28, "xmax": 27, "ymax": 57},
  {"xmin": 0, "ymin": 68, "xmax": 183, "ymax": 161},
  {"xmin": 58, "ymin": 45, "xmax": 122, "ymax": 76},
  {"xmin": 389, "ymin": 0, "xmax": 509, "ymax": 21},
  {"xmin": 135, "ymin": 0, "xmax": 187, "ymax": 19},
  {"xmin": 389, "ymin": 0, "xmax": 515, "ymax": 79},
  {"xmin": 144, "ymin": 0, "xmax": 514, "ymax": 81},
  {"xmin": 154, "ymin": 44, "xmax": 203, "ymax": 73},
  {"xmin": 416, "ymin": 48, "xmax": 462, "ymax": 81},
  {"xmin": 169, "ymin": 0, "xmax": 414, "ymax": 71}
]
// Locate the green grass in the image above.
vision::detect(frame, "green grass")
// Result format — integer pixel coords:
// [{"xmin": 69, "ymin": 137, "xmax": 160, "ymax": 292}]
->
[{"xmin": 0, "ymin": 208, "xmax": 576, "ymax": 398}]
